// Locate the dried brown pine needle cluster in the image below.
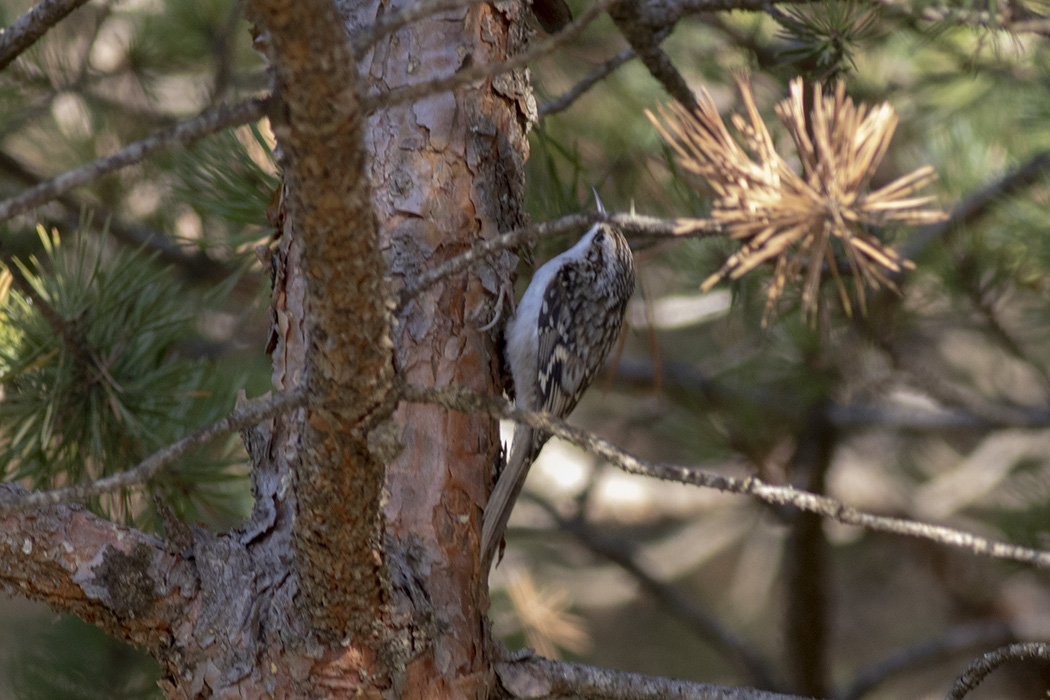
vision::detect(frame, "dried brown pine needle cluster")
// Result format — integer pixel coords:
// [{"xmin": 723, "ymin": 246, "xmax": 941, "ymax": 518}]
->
[{"xmin": 648, "ymin": 75, "xmax": 948, "ymax": 324}]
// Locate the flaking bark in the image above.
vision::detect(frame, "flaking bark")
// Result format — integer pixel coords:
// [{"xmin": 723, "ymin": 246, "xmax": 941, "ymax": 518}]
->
[{"xmin": 248, "ymin": 0, "xmax": 397, "ymax": 639}]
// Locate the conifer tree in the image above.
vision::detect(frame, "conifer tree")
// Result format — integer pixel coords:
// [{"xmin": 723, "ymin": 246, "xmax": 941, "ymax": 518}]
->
[{"xmin": 2, "ymin": 0, "xmax": 1050, "ymax": 698}]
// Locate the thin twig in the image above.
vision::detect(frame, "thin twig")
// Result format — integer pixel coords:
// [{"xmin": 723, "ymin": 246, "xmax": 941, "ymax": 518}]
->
[
  {"xmin": 837, "ymin": 622, "xmax": 1015, "ymax": 700},
  {"xmin": 539, "ymin": 47, "xmax": 637, "ymax": 118},
  {"xmin": 397, "ymin": 210, "xmax": 719, "ymax": 310},
  {"xmin": 611, "ymin": 11, "xmax": 699, "ymax": 112},
  {"xmin": 403, "ymin": 383, "xmax": 1050, "ymax": 569},
  {"xmin": 525, "ymin": 492, "xmax": 780, "ymax": 690},
  {"xmin": 495, "ymin": 656, "xmax": 812, "ymax": 700},
  {"xmin": 0, "ymin": 0, "xmax": 92, "ymax": 71},
  {"xmin": 901, "ymin": 151, "xmax": 1050, "ymax": 263},
  {"xmin": 0, "ymin": 96, "xmax": 274, "ymax": 223},
  {"xmin": 945, "ymin": 642, "xmax": 1050, "ymax": 700},
  {"xmin": 0, "ymin": 150, "xmax": 241, "ymax": 283},
  {"xmin": 364, "ymin": 0, "xmax": 614, "ymax": 113},
  {"xmin": 0, "ymin": 389, "xmax": 308, "ymax": 516}
]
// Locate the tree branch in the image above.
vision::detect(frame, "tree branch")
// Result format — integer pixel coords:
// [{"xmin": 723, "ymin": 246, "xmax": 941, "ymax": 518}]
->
[
  {"xmin": 609, "ymin": 7, "xmax": 699, "ymax": 112},
  {"xmin": 624, "ymin": 0, "xmax": 819, "ymax": 32},
  {"xmin": 837, "ymin": 622, "xmax": 1015, "ymax": 700},
  {"xmin": 495, "ymin": 656, "xmax": 812, "ymax": 700},
  {"xmin": 902, "ymin": 150, "xmax": 1050, "ymax": 262},
  {"xmin": 538, "ymin": 47, "xmax": 638, "ymax": 118},
  {"xmin": 0, "ymin": 488, "xmax": 192, "ymax": 655},
  {"xmin": 402, "ymin": 383, "xmax": 1050, "ymax": 569},
  {"xmin": 0, "ymin": 0, "xmax": 92, "ymax": 71},
  {"xmin": 248, "ymin": 0, "xmax": 396, "ymax": 637},
  {"xmin": 945, "ymin": 642, "xmax": 1050, "ymax": 700},
  {"xmin": 0, "ymin": 390, "xmax": 307, "ymax": 516},
  {"xmin": 397, "ymin": 211, "xmax": 720, "ymax": 310},
  {"xmin": 0, "ymin": 150, "xmax": 242, "ymax": 283},
  {"xmin": 0, "ymin": 97, "xmax": 273, "ymax": 223}
]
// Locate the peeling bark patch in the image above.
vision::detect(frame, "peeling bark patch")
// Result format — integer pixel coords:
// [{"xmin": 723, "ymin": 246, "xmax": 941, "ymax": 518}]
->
[
  {"xmin": 413, "ymin": 92, "xmax": 457, "ymax": 152},
  {"xmin": 93, "ymin": 543, "xmax": 156, "ymax": 619}
]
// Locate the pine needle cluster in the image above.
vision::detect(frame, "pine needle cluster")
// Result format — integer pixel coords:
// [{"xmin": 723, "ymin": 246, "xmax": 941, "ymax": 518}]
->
[
  {"xmin": 648, "ymin": 75, "xmax": 949, "ymax": 324},
  {"xmin": 0, "ymin": 226, "xmax": 246, "ymax": 523}
]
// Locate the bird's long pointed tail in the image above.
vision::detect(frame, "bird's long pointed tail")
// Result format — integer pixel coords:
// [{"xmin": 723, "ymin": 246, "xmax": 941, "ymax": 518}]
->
[{"xmin": 481, "ymin": 425, "xmax": 542, "ymax": 570}]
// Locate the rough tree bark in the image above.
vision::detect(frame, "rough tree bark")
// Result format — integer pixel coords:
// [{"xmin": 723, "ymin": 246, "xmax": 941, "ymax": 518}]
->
[{"xmin": 0, "ymin": 0, "xmax": 529, "ymax": 696}]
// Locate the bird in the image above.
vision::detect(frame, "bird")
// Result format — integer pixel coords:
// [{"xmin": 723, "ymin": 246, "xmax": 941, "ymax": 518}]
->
[{"xmin": 481, "ymin": 195, "xmax": 635, "ymax": 569}]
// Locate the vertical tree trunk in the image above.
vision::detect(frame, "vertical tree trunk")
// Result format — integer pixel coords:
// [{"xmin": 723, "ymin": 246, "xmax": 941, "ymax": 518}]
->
[
  {"xmin": 252, "ymin": 0, "xmax": 534, "ymax": 695},
  {"xmin": 361, "ymin": 0, "xmax": 532, "ymax": 694},
  {"xmin": 0, "ymin": 0, "xmax": 536, "ymax": 696}
]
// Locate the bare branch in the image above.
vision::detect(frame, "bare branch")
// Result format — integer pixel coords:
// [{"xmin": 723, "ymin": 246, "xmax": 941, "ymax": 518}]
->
[
  {"xmin": 0, "ymin": 150, "xmax": 241, "ymax": 283},
  {"xmin": 495, "ymin": 656, "xmax": 812, "ymax": 700},
  {"xmin": 610, "ymin": 10, "xmax": 698, "ymax": 112},
  {"xmin": 403, "ymin": 383, "xmax": 1050, "ymax": 569},
  {"xmin": 0, "ymin": 97, "xmax": 273, "ymax": 223},
  {"xmin": 838, "ymin": 622, "xmax": 1015, "ymax": 700},
  {"xmin": 0, "ymin": 491, "xmax": 187, "ymax": 654},
  {"xmin": 624, "ymin": 0, "xmax": 820, "ymax": 31},
  {"xmin": 524, "ymin": 493, "xmax": 780, "ymax": 690},
  {"xmin": 901, "ymin": 150, "xmax": 1050, "ymax": 262},
  {"xmin": 0, "ymin": 0, "xmax": 92, "ymax": 71},
  {"xmin": 0, "ymin": 389, "xmax": 307, "ymax": 516},
  {"xmin": 945, "ymin": 643, "xmax": 1050, "ymax": 700},
  {"xmin": 397, "ymin": 211, "xmax": 720, "ymax": 310},
  {"xmin": 539, "ymin": 47, "xmax": 637, "ymax": 118}
]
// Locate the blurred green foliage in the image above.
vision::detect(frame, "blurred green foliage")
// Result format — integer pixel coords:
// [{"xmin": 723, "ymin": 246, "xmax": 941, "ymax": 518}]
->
[{"xmin": 8, "ymin": 615, "xmax": 161, "ymax": 700}]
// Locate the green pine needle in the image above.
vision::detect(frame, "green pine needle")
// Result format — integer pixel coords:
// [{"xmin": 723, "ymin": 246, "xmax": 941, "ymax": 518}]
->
[{"xmin": 0, "ymin": 224, "xmax": 248, "ymax": 524}]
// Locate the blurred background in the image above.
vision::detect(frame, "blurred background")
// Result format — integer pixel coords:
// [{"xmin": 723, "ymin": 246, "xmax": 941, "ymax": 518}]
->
[{"xmin": 3, "ymin": 0, "xmax": 1050, "ymax": 697}]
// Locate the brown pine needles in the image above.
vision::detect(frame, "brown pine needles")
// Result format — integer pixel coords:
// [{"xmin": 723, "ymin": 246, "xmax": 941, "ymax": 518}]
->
[{"xmin": 647, "ymin": 75, "xmax": 948, "ymax": 325}]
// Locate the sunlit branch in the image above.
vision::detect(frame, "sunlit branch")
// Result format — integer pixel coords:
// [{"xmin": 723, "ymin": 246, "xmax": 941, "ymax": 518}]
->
[
  {"xmin": 0, "ymin": 0, "xmax": 92, "ymax": 71},
  {"xmin": 403, "ymin": 383, "xmax": 1050, "ymax": 569},
  {"xmin": 838, "ymin": 622, "xmax": 1015, "ymax": 700},
  {"xmin": 945, "ymin": 643, "xmax": 1050, "ymax": 700},
  {"xmin": 0, "ymin": 97, "xmax": 273, "ymax": 223},
  {"xmin": 496, "ymin": 657, "xmax": 811, "ymax": 700},
  {"xmin": 396, "ymin": 210, "xmax": 719, "ymax": 310},
  {"xmin": 539, "ymin": 47, "xmax": 637, "ymax": 118},
  {"xmin": 0, "ymin": 389, "xmax": 307, "ymax": 516}
]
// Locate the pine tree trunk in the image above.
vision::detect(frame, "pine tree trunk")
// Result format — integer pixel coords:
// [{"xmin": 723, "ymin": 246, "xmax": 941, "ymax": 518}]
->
[{"xmin": 0, "ymin": 0, "xmax": 533, "ymax": 696}]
